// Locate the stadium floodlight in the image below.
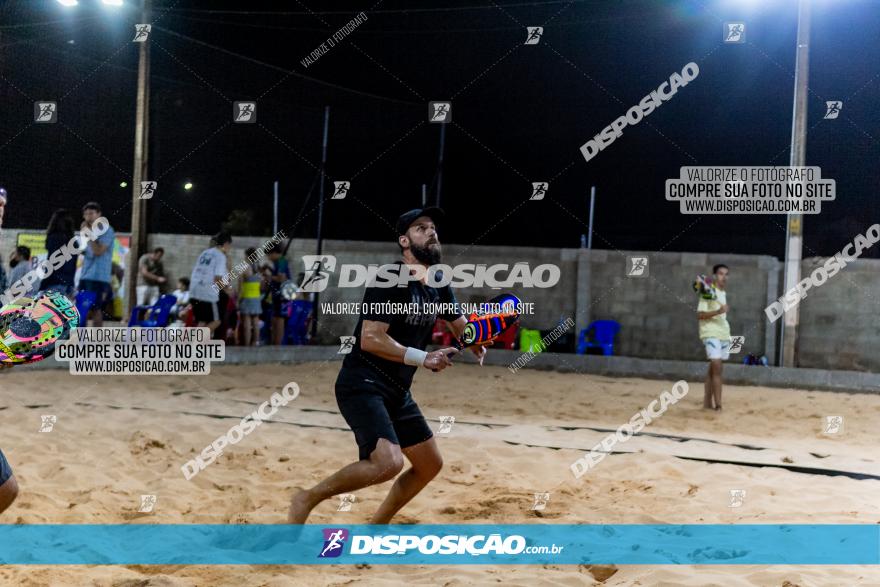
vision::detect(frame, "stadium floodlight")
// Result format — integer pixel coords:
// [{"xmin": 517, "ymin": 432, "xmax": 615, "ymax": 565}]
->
[
  {"xmin": 183, "ymin": 182, "xmax": 193, "ymax": 191},
  {"xmin": 120, "ymin": 181, "xmax": 128, "ymax": 188},
  {"xmin": 101, "ymin": 0, "xmax": 124, "ymax": 5},
  {"xmin": 56, "ymin": 0, "xmax": 79, "ymax": 6}
]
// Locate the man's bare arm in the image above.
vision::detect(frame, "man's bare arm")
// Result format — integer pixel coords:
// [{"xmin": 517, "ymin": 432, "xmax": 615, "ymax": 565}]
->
[
  {"xmin": 447, "ymin": 316, "xmax": 467, "ymax": 339},
  {"xmin": 90, "ymin": 239, "xmax": 109, "ymax": 255},
  {"xmin": 361, "ymin": 320, "xmax": 457, "ymax": 370}
]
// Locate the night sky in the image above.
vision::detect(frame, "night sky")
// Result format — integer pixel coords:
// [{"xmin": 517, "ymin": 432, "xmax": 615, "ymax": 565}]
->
[{"xmin": 1, "ymin": 0, "xmax": 878, "ymax": 259}]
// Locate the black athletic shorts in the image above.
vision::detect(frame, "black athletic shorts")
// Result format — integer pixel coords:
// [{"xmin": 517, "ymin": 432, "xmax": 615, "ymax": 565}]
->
[
  {"xmin": 335, "ymin": 367, "xmax": 433, "ymax": 461},
  {"xmin": 191, "ymin": 299, "xmax": 219, "ymax": 323},
  {"xmin": 0, "ymin": 448, "xmax": 12, "ymax": 486}
]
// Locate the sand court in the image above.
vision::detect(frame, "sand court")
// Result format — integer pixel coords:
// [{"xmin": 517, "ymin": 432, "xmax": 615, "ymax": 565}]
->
[{"xmin": 1, "ymin": 361, "xmax": 878, "ymax": 585}]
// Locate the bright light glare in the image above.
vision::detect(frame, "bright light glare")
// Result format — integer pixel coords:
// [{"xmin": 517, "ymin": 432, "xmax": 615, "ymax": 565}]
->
[
  {"xmin": 101, "ymin": 0, "xmax": 124, "ymax": 6},
  {"xmin": 120, "ymin": 181, "xmax": 128, "ymax": 188},
  {"xmin": 57, "ymin": 0, "xmax": 78, "ymax": 7},
  {"xmin": 183, "ymin": 182, "xmax": 193, "ymax": 191}
]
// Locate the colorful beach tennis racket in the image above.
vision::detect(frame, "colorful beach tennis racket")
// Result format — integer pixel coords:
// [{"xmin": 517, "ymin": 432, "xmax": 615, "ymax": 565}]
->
[
  {"xmin": 447, "ymin": 293, "xmax": 521, "ymax": 356},
  {"xmin": 0, "ymin": 290, "xmax": 80, "ymax": 366},
  {"xmin": 693, "ymin": 274, "xmax": 717, "ymax": 301}
]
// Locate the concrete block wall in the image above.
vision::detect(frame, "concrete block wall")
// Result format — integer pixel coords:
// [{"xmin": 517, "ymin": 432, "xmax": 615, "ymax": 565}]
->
[
  {"xmin": 3, "ymin": 225, "xmax": 879, "ymax": 372},
  {"xmin": 795, "ymin": 257, "xmax": 880, "ymax": 371}
]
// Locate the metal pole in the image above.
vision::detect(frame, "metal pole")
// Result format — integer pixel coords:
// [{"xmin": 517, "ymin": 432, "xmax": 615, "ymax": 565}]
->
[
  {"xmin": 126, "ymin": 0, "xmax": 151, "ymax": 320},
  {"xmin": 421, "ymin": 183, "xmax": 426, "ymax": 207},
  {"xmin": 311, "ymin": 106, "xmax": 330, "ymax": 339},
  {"xmin": 435, "ymin": 124, "xmax": 446, "ymax": 207},
  {"xmin": 780, "ymin": 0, "xmax": 811, "ymax": 367},
  {"xmin": 587, "ymin": 185, "xmax": 596, "ymax": 250},
  {"xmin": 273, "ymin": 180, "xmax": 279, "ymax": 235}
]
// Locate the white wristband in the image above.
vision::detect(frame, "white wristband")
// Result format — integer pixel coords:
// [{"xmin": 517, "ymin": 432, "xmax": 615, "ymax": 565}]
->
[{"xmin": 403, "ymin": 347, "xmax": 428, "ymax": 367}]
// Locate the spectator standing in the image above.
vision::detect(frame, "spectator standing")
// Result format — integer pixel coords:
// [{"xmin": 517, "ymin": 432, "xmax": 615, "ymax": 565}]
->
[
  {"xmin": 267, "ymin": 243, "xmax": 291, "ymax": 345},
  {"xmin": 77, "ymin": 202, "xmax": 115, "ymax": 327},
  {"xmin": 238, "ymin": 247, "xmax": 263, "ymax": 346},
  {"xmin": 136, "ymin": 247, "xmax": 167, "ymax": 306},
  {"xmin": 7, "ymin": 246, "xmax": 37, "ymax": 298},
  {"xmin": 40, "ymin": 209, "xmax": 77, "ymax": 298},
  {"xmin": 189, "ymin": 232, "xmax": 232, "ymax": 334}
]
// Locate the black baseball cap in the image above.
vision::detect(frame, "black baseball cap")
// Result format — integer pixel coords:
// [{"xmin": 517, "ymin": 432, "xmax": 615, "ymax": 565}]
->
[{"xmin": 396, "ymin": 207, "xmax": 444, "ymax": 235}]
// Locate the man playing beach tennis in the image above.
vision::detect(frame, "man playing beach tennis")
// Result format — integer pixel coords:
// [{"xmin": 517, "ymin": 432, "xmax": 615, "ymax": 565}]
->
[
  {"xmin": 697, "ymin": 264, "xmax": 731, "ymax": 410},
  {"xmin": 289, "ymin": 207, "xmax": 486, "ymax": 524}
]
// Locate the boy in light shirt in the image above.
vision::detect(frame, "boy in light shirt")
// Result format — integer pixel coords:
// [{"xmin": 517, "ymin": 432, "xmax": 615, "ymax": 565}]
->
[{"xmin": 697, "ymin": 264, "xmax": 730, "ymax": 411}]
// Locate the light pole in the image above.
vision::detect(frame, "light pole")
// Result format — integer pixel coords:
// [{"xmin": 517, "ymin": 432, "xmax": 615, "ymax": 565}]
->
[
  {"xmin": 126, "ymin": 0, "xmax": 151, "ymax": 318},
  {"xmin": 780, "ymin": 0, "xmax": 811, "ymax": 367}
]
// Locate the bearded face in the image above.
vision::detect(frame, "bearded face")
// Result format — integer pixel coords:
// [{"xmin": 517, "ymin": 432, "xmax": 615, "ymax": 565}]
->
[
  {"xmin": 409, "ymin": 236, "xmax": 442, "ymax": 265},
  {"xmin": 403, "ymin": 217, "xmax": 442, "ymax": 265}
]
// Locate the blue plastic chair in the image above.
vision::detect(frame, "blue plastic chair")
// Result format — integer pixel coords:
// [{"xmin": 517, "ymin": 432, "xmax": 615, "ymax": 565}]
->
[
  {"xmin": 75, "ymin": 290, "xmax": 97, "ymax": 323},
  {"xmin": 576, "ymin": 320, "xmax": 621, "ymax": 356},
  {"xmin": 128, "ymin": 294, "xmax": 177, "ymax": 327},
  {"xmin": 285, "ymin": 300, "xmax": 313, "ymax": 345}
]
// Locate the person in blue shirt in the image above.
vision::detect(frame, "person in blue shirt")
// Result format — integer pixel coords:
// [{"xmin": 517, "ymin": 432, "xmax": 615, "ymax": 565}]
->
[{"xmin": 77, "ymin": 202, "xmax": 116, "ymax": 326}]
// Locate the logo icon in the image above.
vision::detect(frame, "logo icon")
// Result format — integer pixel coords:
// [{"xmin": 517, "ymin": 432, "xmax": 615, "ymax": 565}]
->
[
  {"xmin": 724, "ymin": 22, "xmax": 745, "ymax": 43},
  {"xmin": 729, "ymin": 335, "xmax": 745, "ymax": 354},
  {"xmin": 34, "ymin": 101, "xmax": 57, "ymax": 123},
  {"xmin": 39, "ymin": 415, "xmax": 57, "ymax": 433},
  {"xmin": 299, "ymin": 255, "xmax": 337, "ymax": 293},
  {"xmin": 337, "ymin": 494, "xmax": 356, "ymax": 512},
  {"xmin": 133, "ymin": 24, "xmax": 151, "ymax": 42},
  {"xmin": 437, "ymin": 415, "xmax": 455, "ymax": 434},
  {"xmin": 139, "ymin": 181, "xmax": 157, "ymax": 200},
  {"xmin": 824, "ymin": 101, "xmax": 842, "ymax": 120},
  {"xmin": 332, "ymin": 181, "xmax": 350, "ymax": 200},
  {"xmin": 429, "ymin": 101, "xmax": 451, "ymax": 123},
  {"xmin": 728, "ymin": 489, "xmax": 746, "ymax": 508},
  {"xmin": 338, "ymin": 336, "xmax": 356, "ymax": 354},
  {"xmin": 319, "ymin": 528, "xmax": 349, "ymax": 558},
  {"xmin": 823, "ymin": 415, "xmax": 843, "ymax": 434},
  {"xmin": 530, "ymin": 182, "xmax": 548, "ymax": 201},
  {"xmin": 234, "ymin": 101, "xmax": 257, "ymax": 123},
  {"xmin": 138, "ymin": 494, "xmax": 157, "ymax": 513},
  {"xmin": 626, "ymin": 256, "xmax": 649, "ymax": 277},
  {"xmin": 524, "ymin": 27, "xmax": 543, "ymax": 45},
  {"xmin": 531, "ymin": 492, "xmax": 550, "ymax": 511}
]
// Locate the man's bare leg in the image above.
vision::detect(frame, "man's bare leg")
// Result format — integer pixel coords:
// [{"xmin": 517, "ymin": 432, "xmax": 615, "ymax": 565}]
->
[
  {"xmin": 198, "ymin": 320, "xmax": 221, "ymax": 335},
  {"xmin": 288, "ymin": 438, "xmax": 404, "ymax": 524},
  {"xmin": 249, "ymin": 316, "xmax": 260, "ymax": 346},
  {"xmin": 272, "ymin": 317, "xmax": 285, "ymax": 345},
  {"xmin": 89, "ymin": 307, "xmax": 103, "ymax": 328},
  {"xmin": 703, "ymin": 370, "xmax": 714, "ymax": 410},
  {"xmin": 711, "ymin": 359, "xmax": 723, "ymax": 410},
  {"xmin": 370, "ymin": 437, "xmax": 442, "ymax": 524},
  {"xmin": 0, "ymin": 475, "xmax": 19, "ymax": 515}
]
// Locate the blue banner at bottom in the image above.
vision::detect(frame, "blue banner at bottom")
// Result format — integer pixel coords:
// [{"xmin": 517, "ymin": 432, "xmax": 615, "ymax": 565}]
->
[{"xmin": 0, "ymin": 525, "xmax": 877, "ymax": 565}]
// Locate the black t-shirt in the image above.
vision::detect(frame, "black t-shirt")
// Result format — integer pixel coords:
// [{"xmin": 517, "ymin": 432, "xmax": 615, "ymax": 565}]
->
[{"xmin": 341, "ymin": 262, "xmax": 463, "ymax": 393}]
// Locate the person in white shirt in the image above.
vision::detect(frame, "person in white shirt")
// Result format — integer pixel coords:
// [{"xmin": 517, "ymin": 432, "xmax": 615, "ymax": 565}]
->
[
  {"xmin": 188, "ymin": 232, "xmax": 233, "ymax": 333},
  {"xmin": 171, "ymin": 277, "xmax": 191, "ymax": 319}
]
